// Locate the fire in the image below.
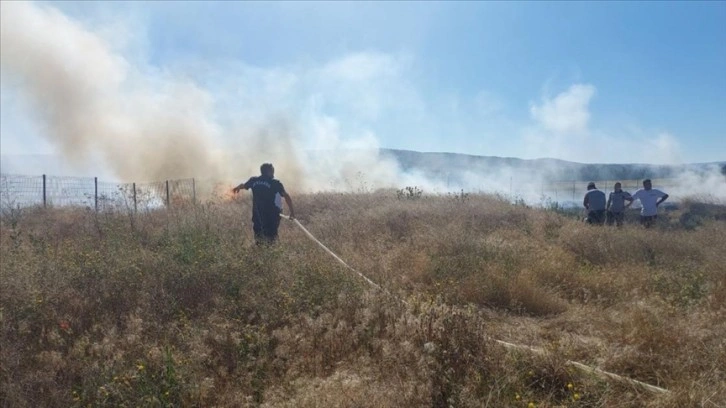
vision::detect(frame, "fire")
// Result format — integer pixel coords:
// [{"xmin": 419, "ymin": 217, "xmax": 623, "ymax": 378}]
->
[{"xmin": 211, "ymin": 181, "xmax": 242, "ymax": 203}]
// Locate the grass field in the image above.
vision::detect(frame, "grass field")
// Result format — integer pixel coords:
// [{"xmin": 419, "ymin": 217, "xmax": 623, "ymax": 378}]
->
[{"xmin": 1, "ymin": 191, "xmax": 725, "ymax": 407}]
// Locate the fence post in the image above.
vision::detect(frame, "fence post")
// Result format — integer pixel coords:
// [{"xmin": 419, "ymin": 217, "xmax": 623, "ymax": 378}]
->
[
  {"xmin": 94, "ymin": 177, "xmax": 98, "ymax": 212},
  {"xmin": 42, "ymin": 174, "xmax": 46, "ymax": 208},
  {"xmin": 133, "ymin": 182, "xmax": 137, "ymax": 213},
  {"xmin": 192, "ymin": 178, "xmax": 196, "ymax": 205},
  {"xmin": 166, "ymin": 180, "xmax": 170, "ymax": 208}
]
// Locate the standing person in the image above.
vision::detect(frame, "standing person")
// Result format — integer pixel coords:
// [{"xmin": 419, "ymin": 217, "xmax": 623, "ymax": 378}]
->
[
  {"xmin": 606, "ymin": 182, "xmax": 633, "ymax": 226},
  {"xmin": 583, "ymin": 182, "xmax": 607, "ymax": 225},
  {"xmin": 232, "ymin": 163, "xmax": 295, "ymax": 244},
  {"xmin": 626, "ymin": 179, "xmax": 668, "ymax": 228}
]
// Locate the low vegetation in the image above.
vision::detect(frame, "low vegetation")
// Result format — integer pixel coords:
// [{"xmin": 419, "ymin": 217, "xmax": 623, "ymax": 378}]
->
[{"xmin": 1, "ymin": 191, "xmax": 725, "ymax": 407}]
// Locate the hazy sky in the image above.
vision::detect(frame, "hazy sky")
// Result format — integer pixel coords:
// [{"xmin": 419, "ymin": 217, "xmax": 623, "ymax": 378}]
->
[{"xmin": 1, "ymin": 1, "xmax": 724, "ymax": 165}]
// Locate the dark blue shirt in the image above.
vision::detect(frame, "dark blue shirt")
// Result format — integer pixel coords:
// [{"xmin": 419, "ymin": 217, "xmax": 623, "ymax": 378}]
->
[
  {"xmin": 244, "ymin": 176, "xmax": 286, "ymax": 218},
  {"xmin": 608, "ymin": 191, "xmax": 632, "ymax": 212},
  {"xmin": 584, "ymin": 189, "xmax": 606, "ymax": 211}
]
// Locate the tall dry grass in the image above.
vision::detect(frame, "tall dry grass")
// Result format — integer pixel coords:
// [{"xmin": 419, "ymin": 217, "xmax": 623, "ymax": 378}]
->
[{"xmin": 1, "ymin": 192, "xmax": 724, "ymax": 407}]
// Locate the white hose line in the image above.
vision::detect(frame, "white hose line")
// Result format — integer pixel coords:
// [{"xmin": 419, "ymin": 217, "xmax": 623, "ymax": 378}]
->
[
  {"xmin": 280, "ymin": 213, "xmax": 670, "ymax": 395},
  {"xmin": 280, "ymin": 214, "xmax": 383, "ymax": 291},
  {"xmin": 495, "ymin": 340, "xmax": 670, "ymax": 394}
]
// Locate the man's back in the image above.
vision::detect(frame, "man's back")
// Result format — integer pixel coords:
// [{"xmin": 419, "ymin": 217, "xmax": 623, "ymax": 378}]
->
[
  {"xmin": 632, "ymin": 188, "xmax": 666, "ymax": 216},
  {"xmin": 585, "ymin": 189, "xmax": 606, "ymax": 211},
  {"xmin": 244, "ymin": 176, "xmax": 286, "ymax": 216},
  {"xmin": 233, "ymin": 163, "xmax": 295, "ymax": 244}
]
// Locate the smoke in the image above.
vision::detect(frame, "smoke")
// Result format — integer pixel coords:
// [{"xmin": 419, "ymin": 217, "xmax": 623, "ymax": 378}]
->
[
  {"xmin": 0, "ymin": 2, "xmax": 230, "ymax": 181},
  {"xmin": 666, "ymin": 165, "xmax": 726, "ymax": 203},
  {"xmin": 1, "ymin": 2, "xmax": 723, "ymax": 204},
  {"xmin": 530, "ymin": 84, "xmax": 595, "ymax": 135},
  {"xmin": 519, "ymin": 83, "xmax": 726, "ymax": 203},
  {"xmin": 0, "ymin": 2, "xmax": 413, "ymax": 192}
]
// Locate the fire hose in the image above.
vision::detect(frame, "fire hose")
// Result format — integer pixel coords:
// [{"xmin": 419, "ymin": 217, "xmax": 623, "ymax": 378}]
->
[{"xmin": 280, "ymin": 213, "xmax": 670, "ymax": 395}]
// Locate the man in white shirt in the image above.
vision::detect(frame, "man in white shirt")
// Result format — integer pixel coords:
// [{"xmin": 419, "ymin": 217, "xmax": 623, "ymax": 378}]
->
[{"xmin": 626, "ymin": 179, "xmax": 669, "ymax": 228}]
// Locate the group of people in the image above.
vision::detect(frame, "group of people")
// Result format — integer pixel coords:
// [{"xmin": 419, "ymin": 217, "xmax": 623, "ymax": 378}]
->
[
  {"xmin": 232, "ymin": 164, "xmax": 671, "ymax": 245},
  {"xmin": 584, "ymin": 179, "xmax": 669, "ymax": 228}
]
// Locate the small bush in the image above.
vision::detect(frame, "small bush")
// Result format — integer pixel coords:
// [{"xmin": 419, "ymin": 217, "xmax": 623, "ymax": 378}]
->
[{"xmin": 396, "ymin": 186, "xmax": 423, "ymax": 200}]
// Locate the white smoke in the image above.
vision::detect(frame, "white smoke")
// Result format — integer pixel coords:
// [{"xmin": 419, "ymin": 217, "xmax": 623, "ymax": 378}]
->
[
  {"xmin": 530, "ymin": 84, "xmax": 595, "ymax": 135},
  {"xmin": 0, "ymin": 1, "xmax": 404, "ymax": 190},
  {"xmin": 1, "ymin": 2, "xmax": 722, "ymax": 204},
  {"xmin": 0, "ymin": 1, "xmax": 229, "ymax": 182}
]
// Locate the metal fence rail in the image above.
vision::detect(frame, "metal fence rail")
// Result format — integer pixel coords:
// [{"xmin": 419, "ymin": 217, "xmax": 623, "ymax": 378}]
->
[
  {"xmin": 0, "ymin": 174, "xmax": 195, "ymax": 212},
  {"xmin": 1, "ymin": 172, "xmax": 685, "ymax": 213}
]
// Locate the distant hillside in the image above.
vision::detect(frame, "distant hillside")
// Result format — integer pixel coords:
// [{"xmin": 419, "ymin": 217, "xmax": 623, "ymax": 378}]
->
[
  {"xmin": 380, "ymin": 148, "xmax": 725, "ymax": 183},
  {"xmin": 2, "ymin": 151, "xmax": 724, "ymax": 185}
]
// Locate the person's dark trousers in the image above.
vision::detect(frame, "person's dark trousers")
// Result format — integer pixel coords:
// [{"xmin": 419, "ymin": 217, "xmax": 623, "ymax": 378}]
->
[
  {"xmin": 640, "ymin": 215, "xmax": 657, "ymax": 228},
  {"xmin": 607, "ymin": 211, "xmax": 625, "ymax": 226},
  {"xmin": 587, "ymin": 210, "xmax": 606, "ymax": 225},
  {"xmin": 253, "ymin": 211, "xmax": 281, "ymax": 244}
]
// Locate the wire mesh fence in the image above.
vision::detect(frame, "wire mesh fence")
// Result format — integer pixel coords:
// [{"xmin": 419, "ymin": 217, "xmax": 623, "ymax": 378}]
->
[
  {"xmin": 1, "ymin": 172, "xmax": 684, "ymax": 214},
  {"xmin": 0, "ymin": 174, "xmax": 196, "ymax": 213}
]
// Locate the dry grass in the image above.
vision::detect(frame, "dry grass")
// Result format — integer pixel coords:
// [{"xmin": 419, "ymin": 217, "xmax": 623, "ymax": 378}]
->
[{"xmin": 1, "ymin": 192, "xmax": 725, "ymax": 407}]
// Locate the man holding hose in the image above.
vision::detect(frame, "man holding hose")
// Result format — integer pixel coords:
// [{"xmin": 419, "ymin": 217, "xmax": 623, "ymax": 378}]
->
[{"xmin": 233, "ymin": 163, "xmax": 295, "ymax": 244}]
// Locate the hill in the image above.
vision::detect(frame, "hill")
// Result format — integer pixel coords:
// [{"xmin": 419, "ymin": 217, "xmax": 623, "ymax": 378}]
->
[
  {"xmin": 3, "ymin": 151, "xmax": 723, "ymax": 184},
  {"xmin": 380, "ymin": 148, "xmax": 725, "ymax": 183}
]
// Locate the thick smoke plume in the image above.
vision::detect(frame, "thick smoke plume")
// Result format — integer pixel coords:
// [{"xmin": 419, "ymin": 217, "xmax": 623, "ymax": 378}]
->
[
  {"xmin": 0, "ymin": 2, "xmax": 409, "ymax": 192},
  {"xmin": 0, "ymin": 2, "xmax": 308, "ymax": 184},
  {"xmin": 2, "ymin": 2, "xmax": 213, "ymax": 181}
]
